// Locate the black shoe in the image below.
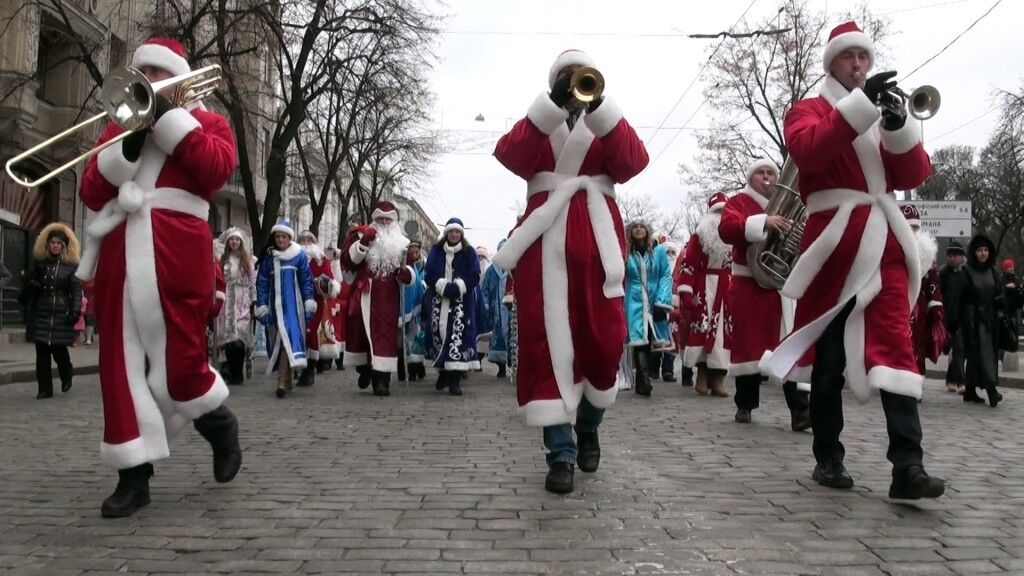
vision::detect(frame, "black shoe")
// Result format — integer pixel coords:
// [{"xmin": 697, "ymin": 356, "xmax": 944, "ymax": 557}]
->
[
  {"xmin": 661, "ymin": 372, "xmax": 677, "ymax": 383},
  {"xmin": 335, "ymin": 358, "xmax": 345, "ymax": 371},
  {"xmin": 545, "ymin": 462, "xmax": 574, "ymax": 494},
  {"xmin": 574, "ymin": 427, "xmax": 600, "ymax": 473},
  {"xmin": 496, "ymin": 363, "xmax": 507, "ymax": 379},
  {"xmin": 435, "ymin": 371, "xmax": 448, "ymax": 391},
  {"xmin": 372, "ymin": 372, "xmax": 390, "ymax": 397},
  {"xmin": 275, "ymin": 387, "xmax": 286, "ymax": 398},
  {"xmin": 790, "ymin": 407, "xmax": 812, "ymax": 432},
  {"xmin": 680, "ymin": 376, "xmax": 693, "ymax": 387},
  {"xmin": 634, "ymin": 370, "xmax": 652, "ymax": 397},
  {"xmin": 449, "ymin": 377, "xmax": 463, "ymax": 396},
  {"xmin": 812, "ymin": 460, "xmax": 854, "ymax": 489},
  {"xmin": 193, "ymin": 406, "xmax": 243, "ymax": 483},
  {"xmin": 36, "ymin": 391, "xmax": 53, "ymax": 399},
  {"xmin": 734, "ymin": 409, "xmax": 752, "ymax": 424},
  {"xmin": 296, "ymin": 367, "xmax": 315, "ymax": 387},
  {"xmin": 963, "ymin": 389, "xmax": 985, "ymax": 403},
  {"xmin": 61, "ymin": 378, "xmax": 72, "ymax": 393},
  {"xmin": 101, "ymin": 463, "xmax": 153, "ymax": 518},
  {"xmin": 987, "ymin": 389, "xmax": 1002, "ymax": 408},
  {"xmin": 889, "ymin": 465, "xmax": 945, "ymax": 500},
  {"xmin": 357, "ymin": 366, "xmax": 371, "ymax": 389}
]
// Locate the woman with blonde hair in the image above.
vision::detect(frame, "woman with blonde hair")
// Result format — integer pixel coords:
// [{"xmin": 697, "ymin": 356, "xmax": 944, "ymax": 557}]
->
[
  {"xmin": 216, "ymin": 228, "xmax": 256, "ymax": 385},
  {"xmin": 20, "ymin": 222, "xmax": 82, "ymax": 398}
]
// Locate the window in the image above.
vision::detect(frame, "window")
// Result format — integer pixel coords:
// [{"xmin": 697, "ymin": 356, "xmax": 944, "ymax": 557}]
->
[{"xmin": 108, "ymin": 34, "xmax": 126, "ymax": 70}]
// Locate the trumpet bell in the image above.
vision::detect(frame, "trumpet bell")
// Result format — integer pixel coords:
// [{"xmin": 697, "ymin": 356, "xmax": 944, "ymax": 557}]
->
[
  {"xmin": 570, "ymin": 66, "xmax": 604, "ymax": 103},
  {"xmin": 908, "ymin": 85, "xmax": 940, "ymax": 121},
  {"xmin": 101, "ymin": 67, "xmax": 156, "ymax": 131}
]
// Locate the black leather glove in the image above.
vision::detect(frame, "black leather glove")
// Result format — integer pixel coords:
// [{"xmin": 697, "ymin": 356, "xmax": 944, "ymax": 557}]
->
[
  {"xmin": 879, "ymin": 91, "xmax": 906, "ymax": 131},
  {"xmin": 549, "ymin": 72, "xmax": 572, "ymax": 109},
  {"xmin": 652, "ymin": 307, "xmax": 668, "ymax": 322},
  {"xmin": 154, "ymin": 94, "xmax": 174, "ymax": 120},
  {"xmin": 861, "ymin": 70, "xmax": 897, "ymax": 105},
  {"xmin": 121, "ymin": 129, "xmax": 148, "ymax": 162},
  {"xmin": 587, "ymin": 97, "xmax": 603, "ymax": 113}
]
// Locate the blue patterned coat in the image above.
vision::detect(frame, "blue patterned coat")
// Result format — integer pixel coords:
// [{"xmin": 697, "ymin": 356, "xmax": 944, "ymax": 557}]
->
[
  {"xmin": 423, "ymin": 242, "xmax": 481, "ymax": 370},
  {"xmin": 402, "ymin": 262, "xmax": 427, "ymax": 363},
  {"xmin": 481, "ymin": 255, "xmax": 511, "ymax": 363},
  {"xmin": 625, "ymin": 243, "xmax": 673, "ymax": 347},
  {"xmin": 255, "ymin": 242, "xmax": 316, "ymax": 370}
]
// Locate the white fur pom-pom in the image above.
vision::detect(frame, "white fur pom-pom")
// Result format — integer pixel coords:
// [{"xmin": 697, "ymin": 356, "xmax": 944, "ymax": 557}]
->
[{"xmin": 117, "ymin": 181, "xmax": 145, "ymax": 213}]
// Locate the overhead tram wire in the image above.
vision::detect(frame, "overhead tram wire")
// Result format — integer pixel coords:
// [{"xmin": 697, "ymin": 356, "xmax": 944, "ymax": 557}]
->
[{"xmin": 904, "ymin": 0, "xmax": 1003, "ymax": 80}]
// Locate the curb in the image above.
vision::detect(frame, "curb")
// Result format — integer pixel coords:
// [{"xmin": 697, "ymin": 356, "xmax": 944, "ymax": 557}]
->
[
  {"xmin": 0, "ymin": 364, "xmax": 100, "ymax": 386},
  {"xmin": 925, "ymin": 369, "xmax": 1024, "ymax": 390}
]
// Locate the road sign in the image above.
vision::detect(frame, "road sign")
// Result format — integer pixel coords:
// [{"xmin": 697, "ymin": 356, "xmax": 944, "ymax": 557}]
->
[{"xmin": 898, "ymin": 200, "xmax": 971, "ymax": 238}]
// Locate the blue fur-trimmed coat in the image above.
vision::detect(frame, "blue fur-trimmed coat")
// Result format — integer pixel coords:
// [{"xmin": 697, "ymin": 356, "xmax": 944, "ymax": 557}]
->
[
  {"xmin": 481, "ymin": 257, "xmax": 510, "ymax": 363},
  {"xmin": 423, "ymin": 242, "xmax": 481, "ymax": 370},
  {"xmin": 625, "ymin": 243, "xmax": 674, "ymax": 347},
  {"xmin": 255, "ymin": 242, "xmax": 316, "ymax": 370}
]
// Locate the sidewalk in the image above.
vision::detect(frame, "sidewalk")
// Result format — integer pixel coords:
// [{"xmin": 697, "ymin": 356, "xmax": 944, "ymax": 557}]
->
[{"xmin": 3, "ymin": 328, "xmax": 1023, "ymax": 387}]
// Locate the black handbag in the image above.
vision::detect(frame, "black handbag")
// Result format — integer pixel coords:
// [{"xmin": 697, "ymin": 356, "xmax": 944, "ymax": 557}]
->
[{"xmin": 998, "ymin": 310, "xmax": 1019, "ymax": 352}]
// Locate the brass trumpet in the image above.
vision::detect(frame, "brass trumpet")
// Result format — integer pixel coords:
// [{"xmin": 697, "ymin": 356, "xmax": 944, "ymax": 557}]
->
[
  {"xmin": 5, "ymin": 64, "xmax": 222, "ymax": 189},
  {"xmin": 569, "ymin": 66, "xmax": 604, "ymax": 103},
  {"xmin": 882, "ymin": 85, "xmax": 941, "ymax": 121}
]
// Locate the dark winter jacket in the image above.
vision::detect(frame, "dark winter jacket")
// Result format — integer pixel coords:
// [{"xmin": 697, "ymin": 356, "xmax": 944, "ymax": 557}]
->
[
  {"xmin": 1001, "ymin": 270, "xmax": 1023, "ymax": 314},
  {"xmin": 957, "ymin": 234, "xmax": 1004, "ymax": 391},
  {"xmin": 939, "ymin": 263, "xmax": 967, "ymax": 330},
  {"xmin": 21, "ymin": 256, "xmax": 82, "ymax": 346}
]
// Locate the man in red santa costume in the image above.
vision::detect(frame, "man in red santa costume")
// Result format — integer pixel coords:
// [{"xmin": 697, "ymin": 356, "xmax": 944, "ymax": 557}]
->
[
  {"xmin": 78, "ymin": 37, "xmax": 242, "ymax": 517},
  {"xmin": 492, "ymin": 49, "xmax": 649, "ymax": 494},
  {"xmin": 297, "ymin": 231, "xmax": 342, "ymax": 384},
  {"xmin": 760, "ymin": 22, "xmax": 945, "ymax": 499},
  {"xmin": 677, "ymin": 192, "xmax": 732, "ymax": 397},
  {"xmin": 340, "ymin": 201, "xmax": 415, "ymax": 397},
  {"xmin": 720, "ymin": 160, "xmax": 810, "ymax": 431},
  {"xmin": 902, "ymin": 205, "xmax": 946, "ymax": 378}
]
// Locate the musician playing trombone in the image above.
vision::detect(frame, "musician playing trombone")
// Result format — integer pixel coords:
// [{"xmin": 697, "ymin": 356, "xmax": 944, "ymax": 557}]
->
[
  {"xmin": 760, "ymin": 22, "xmax": 944, "ymax": 499},
  {"xmin": 78, "ymin": 38, "xmax": 242, "ymax": 517}
]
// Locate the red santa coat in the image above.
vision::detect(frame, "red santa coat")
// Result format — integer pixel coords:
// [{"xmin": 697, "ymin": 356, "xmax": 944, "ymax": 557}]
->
[
  {"xmin": 719, "ymin": 188, "xmax": 794, "ymax": 376},
  {"xmin": 761, "ymin": 76, "xmax": 932, "ymax": 401},
  {"xmin": 306, "ymin": 249, "xmax": 341, "ymax": 361},
  {"xmin": 78, "ymin": 105, "xmax": 237, "ymax": 469},
  {"xmin": 492, "ymin": 93, "xmax": 649, "ymax": 427},
  {"xmin": 327, "ymin": 258, "xmax": 350, "ymax": 352},
  {"xmin": 339, "ymin": 227, "xmax": 414, "ymax": 372},
  {"xmin": 911, "ymin": 267, "xmax": 946, "ymax": 373},
  {"xmin": 676, "ymin": 224, "xmax": 731, "ymax": 370}
]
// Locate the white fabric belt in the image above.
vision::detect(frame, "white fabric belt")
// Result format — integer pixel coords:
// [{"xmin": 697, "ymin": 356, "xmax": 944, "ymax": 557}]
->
[
  {"xmin": 77, "ymin": 188, "xmax": 210, "ymax": 281},
  {"xmin": 731, "ymin": 263, "xmax": 752, "ymax": 277},
  {"xmin": 526, "ymin": 172, "xmax": 613, "ymax": 197},
  {"xmin": 805, "ymin": 188, "xmax": 875, "ymax": 214}
]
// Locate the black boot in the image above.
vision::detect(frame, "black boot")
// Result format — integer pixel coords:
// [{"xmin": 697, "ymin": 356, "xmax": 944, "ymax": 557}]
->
[
  {"xmin": 545, "ymin": 461, "xmax": 574, "ymax": 494},
  {"xmin": 397, "ymin": 355, "xmax": 407, "ymax": 382},
  {"xmin": 101, "ymin": 463, "xmax": 154, "ymax": 518},
  {"xmin": 496, "ymin": 362, "xmax": 507, "ymax": 379},
  {"xmin": 680, "ymin": 366, "xmax": 694, "ymax": 387},
  {"xmin": 449, "ymin": 373, "xmax": 463, "ymax": 396},
  {"xmin": 574, "ymin": 427, "xmax": 600, "ymax": 473},
  {"xmin": 435, "ymin": 370, "xmax": 449, "ymax": 391},
  {"xmin": 356, "ymin": 365, "xmax": 371, "ymax": 389},
  {"xmin": 963, "ymin": 386, "xmax": 985, "ymax": 403},
  {"xmin": 371, "ymin": 371, "xmax": 390, "ymax": 397},
  {"xmin": 335, "ymin": 357, "xmax": 345, "ymax": 371},
  {"xmin": 734, "ymin": 408, "xmax": 752, "ymax": 423},
  {"xmin": 812, "ymin": 459, "xmax": 854, "ymax": 489},
  {"xmin": 790, "ymin": 407, "xmax": 812, "ymax": 432},
  {"xmin": 889, "ymin": 465, "xmax": 945, "ymax": 500},
  {"xmin": 634, "ymin": 349, "xmax": 652, "ymax": 397},
  {"xmin": 193, "ymin": 406, "xmax": 243, "ymax": 483},
  {"xmin": 296, "ymin": 366, "xmax": 315, "ymax": 387},
  {"xmin": 986, "ymin": 387, "xmax": 1002, "ymax": 408}
]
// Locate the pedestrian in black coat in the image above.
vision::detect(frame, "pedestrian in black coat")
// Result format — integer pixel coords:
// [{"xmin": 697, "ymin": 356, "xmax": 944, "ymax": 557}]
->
[
  {"xmin": 939, "ymin": 242, "xmax": 967, "ymax": 393},
  {"xmin": 955, "ymin": 234, "xmax": 1004, "ymax": 407},
  {"xmin": 19, "ymin": 223, "xmax": 82, "ymax": 399}
]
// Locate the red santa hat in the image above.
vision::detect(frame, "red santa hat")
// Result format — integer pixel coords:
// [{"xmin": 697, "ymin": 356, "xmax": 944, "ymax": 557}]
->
[
  {"xmin": 707, "ymin": 192, "xmax": 728, "ymax": 213},
  {"xmin": 132, "ymin": 37, "xmax": 191, "ymax": 78},
  {"xmin": 822, "ymin": 21, "xmax": 875, "ymax": 74},
  {"xmin": 548, "ymin": 49, "xmax": 596, "ymax": 89},
  {"xmin": 745, "ymin": 158, "xmax": 779, "ymax": 183},
  {"xmin": 371, "ymin": 201, "xmax": 399, "ymax": 221},
  {"xmin": 901, "ymin": 204, "xmax": 921, "ymax": 228}
]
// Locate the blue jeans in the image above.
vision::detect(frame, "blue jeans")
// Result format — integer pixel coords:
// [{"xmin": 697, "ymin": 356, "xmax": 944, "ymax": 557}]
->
[{"xmin": 542, "ymin": 397, "xmax": 605, "ymax": 465}]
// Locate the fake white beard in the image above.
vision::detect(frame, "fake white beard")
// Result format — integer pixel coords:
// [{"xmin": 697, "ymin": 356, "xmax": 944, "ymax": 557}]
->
[
  {"xmin": 367, "ymin": 221, "xmax": 409, "ymax": 276},
  {"xmin": 915, "ymin": 229, "xmax": 938, "ymax": 278},
  {"xmin": 302, "ymin": 243, "xmax": 324, "ymax": 264},
  {"xmin": 695, "ymin": 211, "xmax": 731, "ymax": 264}
]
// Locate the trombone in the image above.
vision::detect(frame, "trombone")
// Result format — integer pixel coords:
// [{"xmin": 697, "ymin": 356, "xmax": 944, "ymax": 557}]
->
[{"xmin": 5, "ymin": 64, "xmax": 222, "ymax": 189}]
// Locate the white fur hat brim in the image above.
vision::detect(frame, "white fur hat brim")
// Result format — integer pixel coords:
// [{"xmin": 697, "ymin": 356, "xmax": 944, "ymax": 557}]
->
[
  {"xmin": 548, "ymin": 50, "xmax": 596, "ymax": 89},
  {"xmin": 271, "ymin": 223, "xmax": 295, "ymax": 239},
  {"xmin": 132, "ymin": 44, "xmax": 191, "ymax": 78},
  {"xmin": 746, "ymin": 159, "xmax": 779, "ymax": 183},
  {"xmin": 822, "ymin": 31, "xmax": 874, "ymax": 74}
]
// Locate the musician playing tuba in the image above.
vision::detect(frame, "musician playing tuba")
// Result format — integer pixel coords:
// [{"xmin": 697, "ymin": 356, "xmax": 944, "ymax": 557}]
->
[
  {"xmin": 760, "ymin": 21, "xmax": 945, "ymax": 500},
  {"xmin": 78, "ymin": 38, "xmax": 242, "ymax": 518},
  {"xmin": 719, "ymin": 159, "xmax": 811, "ymax": 432}
]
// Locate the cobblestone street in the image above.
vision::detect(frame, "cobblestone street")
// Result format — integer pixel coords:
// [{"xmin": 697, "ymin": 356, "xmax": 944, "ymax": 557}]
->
[{"xmin": 0, "ymin": 365, "xmax": 1021, "ymax": 575}]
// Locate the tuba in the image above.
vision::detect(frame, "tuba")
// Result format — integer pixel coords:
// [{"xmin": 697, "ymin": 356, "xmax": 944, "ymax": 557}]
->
[{"xmin": 747, "ymin": 157, "xmax": 806, "ymax": 291}]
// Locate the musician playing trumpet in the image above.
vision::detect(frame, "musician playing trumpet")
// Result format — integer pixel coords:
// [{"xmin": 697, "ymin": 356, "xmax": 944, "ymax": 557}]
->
[{"xmin": 760, "ymin": 22, "xmax": 944, "ymax": 499}]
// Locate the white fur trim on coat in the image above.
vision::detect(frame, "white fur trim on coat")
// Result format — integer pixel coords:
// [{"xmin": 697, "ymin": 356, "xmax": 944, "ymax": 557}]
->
[
  {"xmin": 881, "ymin": 118, "xmax": 923, "ymax": 155},
  {"xmin": 835, "ymin": 88, "xmax": 880, "ymax": 135},
  {"xmin": 304, "ymin": 299, "xmax": 317, "ymax": 314},
  {"xmin": 583, "ymin": 97, "xmax": 622, "ymax": 138},
  {"xmin": 744, "ymin": 213, "xmax": 768, "ymax": 243},
  {"xmin": 527, "ymin": 92, "xmax": 569, "ymax": 135},
  {"xmin": 348, "ymin": 240, "xmax": 368, "ymax": 264},
  {"xmin": 118, "ymin": 181, "xmax": 145, "ymax": 213},
  {"xmin": 582, "ymin": 379, "xmax": 618, "ymax": 409},
  {"xmin": 434, "ymin": 278, "xmax": 448, "ymax": 294},
  {"xmin": 152, "ymin": 108, "xmax": 201, "ymax": 155},
  {"xmin": 97, "ymin": 143, "xmax": 140, "ymax": 186},
  {"xmin": 254, "ymin": 305, "xmax": 269, "ymax": 318},
  {"xmin": 453, "ymin": 278, "xmax": 467, "ymax": 297}
]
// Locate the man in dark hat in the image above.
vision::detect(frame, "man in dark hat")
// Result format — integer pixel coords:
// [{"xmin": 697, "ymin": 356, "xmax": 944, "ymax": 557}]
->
[{"xmin": 939, "ymin": 241, "xmax": 967, "ymax": 393}]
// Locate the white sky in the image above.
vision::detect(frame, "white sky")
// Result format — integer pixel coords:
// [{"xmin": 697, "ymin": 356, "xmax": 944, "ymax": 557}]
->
[{"xmin": 419, "ymin": 0, "xmax": 1022, "ymax": 254}]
